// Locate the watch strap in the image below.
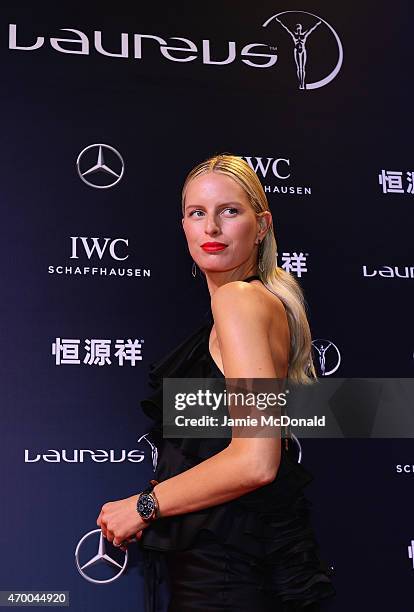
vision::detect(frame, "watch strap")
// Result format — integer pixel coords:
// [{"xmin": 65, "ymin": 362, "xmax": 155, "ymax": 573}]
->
[
  {"xmin": 137, "ymin": 480, "xmax": 160, "ymax": 521},
  {"xmin": 142, "ymin": 479, "xmax": 159, "ymax": 495}
]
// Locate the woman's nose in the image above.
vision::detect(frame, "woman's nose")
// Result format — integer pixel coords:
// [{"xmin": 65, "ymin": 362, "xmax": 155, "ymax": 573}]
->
[{"xmin": 204, "ymin": 215, "xmax": 220, "ymax": 235}]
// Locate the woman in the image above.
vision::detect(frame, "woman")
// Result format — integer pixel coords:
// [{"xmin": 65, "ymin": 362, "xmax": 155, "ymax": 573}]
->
[{"xmin": 96, "ymin": 154, "xmax": 336, "ymax": 611}]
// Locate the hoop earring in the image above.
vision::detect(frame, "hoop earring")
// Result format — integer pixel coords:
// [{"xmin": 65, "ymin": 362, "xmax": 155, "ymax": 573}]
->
[
  {"xmin": 192, "ymin": 261, "xmax": 197, "ymax": 277},
  {"xmin": 258, "ymin": 257, "xmax": 265, "ymax": 273}
]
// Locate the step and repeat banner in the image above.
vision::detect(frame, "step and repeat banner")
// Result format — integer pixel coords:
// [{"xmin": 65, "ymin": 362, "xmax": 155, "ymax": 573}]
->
[{"xmin": 1, "ymin": 2, "xmax": 413, "ymax": 611}]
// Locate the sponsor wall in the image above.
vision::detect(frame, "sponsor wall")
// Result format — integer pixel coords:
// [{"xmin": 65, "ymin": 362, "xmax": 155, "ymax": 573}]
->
[{"xmin": 1, "ymin": 2, "xmax": 413, "ymax": 610}]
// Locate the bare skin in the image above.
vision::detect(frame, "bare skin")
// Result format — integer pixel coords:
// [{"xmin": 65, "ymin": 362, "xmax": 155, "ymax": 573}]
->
[
  {"xmin": 97, "ymin": 172, "xmax": 290, "ymax": 549},
  {"xmin": 209, "ymin": 280, "xmax": 290, "ymax": 379}
]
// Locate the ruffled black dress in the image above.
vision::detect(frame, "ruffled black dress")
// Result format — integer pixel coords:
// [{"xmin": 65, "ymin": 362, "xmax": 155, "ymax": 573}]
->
[{"xmin": 139, "ymin": 276, "xmax": 336, "ymax": 611}]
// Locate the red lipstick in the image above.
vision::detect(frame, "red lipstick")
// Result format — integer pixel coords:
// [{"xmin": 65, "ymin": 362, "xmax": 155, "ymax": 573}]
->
[{"xmin": 201, "ymin": 242, "xmax": 227, "ymax": 252}]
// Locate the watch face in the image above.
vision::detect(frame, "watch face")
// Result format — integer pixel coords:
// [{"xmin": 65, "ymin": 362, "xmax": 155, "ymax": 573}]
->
[{"xmin": 138, "ymin": 493, "xmax": 155, "ymax": 519}]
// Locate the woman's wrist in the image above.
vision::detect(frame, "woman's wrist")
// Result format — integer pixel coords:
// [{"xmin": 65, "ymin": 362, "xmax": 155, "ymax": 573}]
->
[
  {"xmin": 152, "ymin": 485, "xmax": 161, "ymax": 519},
  {"xmin": 135, "ymin": 482, "xmax": 161, "ymax": 523}
]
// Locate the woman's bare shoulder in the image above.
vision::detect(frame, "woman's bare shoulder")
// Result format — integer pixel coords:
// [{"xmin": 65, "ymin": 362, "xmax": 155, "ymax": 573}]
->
[{"xmin": 211, "ymin": 279, "xmax": 284, "ymax": 325}]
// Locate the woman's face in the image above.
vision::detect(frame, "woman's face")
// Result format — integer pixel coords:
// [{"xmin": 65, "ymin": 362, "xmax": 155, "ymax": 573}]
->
[{"xmin": 182, "ymin": 172, "xmax": 261, "ymax": 274}]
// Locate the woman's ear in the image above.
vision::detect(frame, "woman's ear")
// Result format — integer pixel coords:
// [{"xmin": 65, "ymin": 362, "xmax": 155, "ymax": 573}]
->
[
  {"xmin": 257, "ymin": 211, "xmax": 272, "ymax": 237},
  {"xmin": 262, "ymin": 211, "xmax": 272, "ymax": 232}
]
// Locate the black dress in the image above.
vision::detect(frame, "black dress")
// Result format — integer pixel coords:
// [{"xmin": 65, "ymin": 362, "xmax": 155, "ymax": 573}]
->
[{"xmin": 139, "ymin": 276, "xmax": 336, "ymax": 611}]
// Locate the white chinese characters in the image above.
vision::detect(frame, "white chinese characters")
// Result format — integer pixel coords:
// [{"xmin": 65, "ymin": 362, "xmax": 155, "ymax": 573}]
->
[
  {"xmin": 51, "ymin": 337, "xmax": 143, "ymax": 365},
  {"xmin": 280, "ymin": 252, "xmax": 308, "ymax": 277},
  {"xmin": 378, "ymin": 170, "xmax": 414, "ymax": 194}
]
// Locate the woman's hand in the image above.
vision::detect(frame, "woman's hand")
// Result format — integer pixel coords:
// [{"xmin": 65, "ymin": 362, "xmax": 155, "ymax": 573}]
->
[{"xmin": 96, "ymin": 493, "xmax": 148, "ymax": 551}]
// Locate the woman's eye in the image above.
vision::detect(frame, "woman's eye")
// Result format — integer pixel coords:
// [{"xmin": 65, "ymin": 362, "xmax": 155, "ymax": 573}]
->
[
  {"xmin": 189, "ymin": 210, "xmax": 204, "ymax": 217},
  {"xmin": 188, "ymin": 208, "xmax": 238, "ymax": 217}
]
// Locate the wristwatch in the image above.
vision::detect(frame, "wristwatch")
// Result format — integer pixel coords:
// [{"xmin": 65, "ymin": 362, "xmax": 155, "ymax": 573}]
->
[{"xmin": 136, "ymin": 479, "xmax": 160, "ymax": 522}]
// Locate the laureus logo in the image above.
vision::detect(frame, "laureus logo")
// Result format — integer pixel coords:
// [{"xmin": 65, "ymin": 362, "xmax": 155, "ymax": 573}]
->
[
  {"xmin": 9, "ymin": 11, "xmax": 343, "ymax": 92},
  {"xmin": 312, "ymin": 339, "xmax": 341, "ymax": 376},
  {"xmin": 263, "ymin": 11, "xmax": 343, "ymax": 90}
]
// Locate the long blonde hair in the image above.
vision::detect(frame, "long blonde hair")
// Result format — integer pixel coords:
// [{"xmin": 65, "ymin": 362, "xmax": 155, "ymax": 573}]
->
[{"xmin": 181, "ymin": 153, "xmax": 317, "ymax": 384}]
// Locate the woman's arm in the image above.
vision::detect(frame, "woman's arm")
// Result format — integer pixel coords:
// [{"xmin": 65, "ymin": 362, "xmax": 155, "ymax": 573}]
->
[
  {"xmin": 97, "ymin": 282, "xmax": 284, "ymax": 543},
  {"xmin": 153, "ymin": 281, "xmax": 282, "ymax": 518},
  {"xmin": 153, "ymin": 436, "xmax": 279, "ymax": 518}
]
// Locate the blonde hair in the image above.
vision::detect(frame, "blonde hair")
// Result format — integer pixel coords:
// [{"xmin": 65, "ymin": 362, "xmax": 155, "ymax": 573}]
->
[{"xmin": 181, "ymin": 153, "xmax": 317, "ymax": 384}]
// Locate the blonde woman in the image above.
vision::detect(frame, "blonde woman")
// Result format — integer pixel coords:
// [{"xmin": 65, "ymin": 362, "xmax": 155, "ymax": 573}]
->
[{"xmin": 97, "ymin": 154, "xmax": 335, "ymax": 611}]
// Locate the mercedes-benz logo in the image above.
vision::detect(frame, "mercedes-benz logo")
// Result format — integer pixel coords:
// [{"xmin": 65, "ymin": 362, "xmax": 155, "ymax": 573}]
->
[
  {"xmin": 76, "ymin": 144, "xmax": 125, "ymax": 189},
  {"xmin": 75, "ymin": 528, "xmax": 128, "ymax": 584}
]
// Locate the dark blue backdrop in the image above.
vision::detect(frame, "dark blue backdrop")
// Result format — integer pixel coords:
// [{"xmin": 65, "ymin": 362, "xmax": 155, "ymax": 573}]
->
[{"xmin": 1, "ymin": 2, "xmax": 413, "ymax": 610}]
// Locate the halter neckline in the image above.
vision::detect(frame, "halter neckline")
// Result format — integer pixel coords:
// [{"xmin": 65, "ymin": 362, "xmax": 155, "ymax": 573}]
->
[{"xmin": 242, "ymin": 275, "xmax": 261, "ymax": 283}]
